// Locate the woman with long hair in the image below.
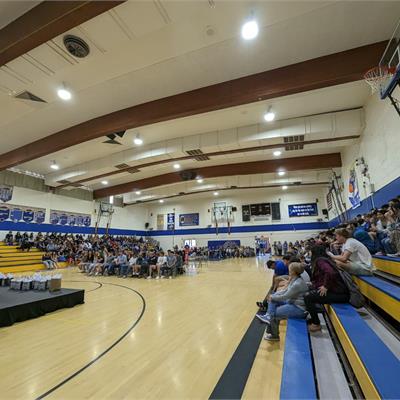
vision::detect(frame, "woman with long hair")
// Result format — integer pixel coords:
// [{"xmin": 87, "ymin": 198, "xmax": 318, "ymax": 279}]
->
[{"xmin": 304, "ymin": 245, "xmax": 349, "ymax": 332}]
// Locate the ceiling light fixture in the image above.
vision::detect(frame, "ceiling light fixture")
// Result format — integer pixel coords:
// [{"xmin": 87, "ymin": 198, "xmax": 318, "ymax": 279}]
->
[
  {"xmin": 282, "ymin": 185, "xmax": 288, "ymax": 190},
  {"xmin": 197, "ymin": 178, "xmax": 204, "ymax": 183},
  {"xmin": 173, "ymin": 163, "xmax": 181, "ymax": 170},
  {"xmin": 135, "ymin": 191, "xmax": 141, "ymax": 195},
  {"xmin": 57, "ymin": 83, "xmax": 72, "ymax": 101},
  {"xmin": 241, "ymin": 19, "xmax": 258, "ymax": 40},
  {"xmin": 159, "ymin": 199, "xmax": 164, "ymax": 203},
  {"xmin": 263, "ymin": 106, "xmax": 275, "ymax": 122},
  {"xmin": 213, "ymin": 191, "xmax": 219, "ymax": 196},
  {"xmin": 273, "ymin": 150, "xmax": 282, "ymax": 157},
  {"xmin": 50, "ymin": 161, "xmax": 59, "ymax": 170},
  {"xmin": 101, "ymin": 180, "xmax": 108, "ymax": 185},
  {"xmin": 278, "ymin": 171, "xmax": 286, "ymax": 176},
  {"xmin": 133, "ymin": 133, "xmax": 143, "ymax": 145}
]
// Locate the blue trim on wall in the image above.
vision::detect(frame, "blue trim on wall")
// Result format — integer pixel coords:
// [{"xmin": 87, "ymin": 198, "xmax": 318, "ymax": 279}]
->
[
  {"xmin": 149, "ymin": 222, "xmax": 329, "ymax": 236},
  {"xmin": 329, "ymin": 175, "xmax": 400, "ymax": 227},
  {"xmin": 0, "ymin": 221, "xmax": 147, "ymax": 237}
]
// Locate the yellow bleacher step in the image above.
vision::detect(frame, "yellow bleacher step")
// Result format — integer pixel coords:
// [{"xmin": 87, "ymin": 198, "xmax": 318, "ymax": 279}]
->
[
  {"xmin": 1, "ymin": 262, "xmax": 69, "ymax": 274},
  {"xmin": 373, "ymin": 257, "xmax": 400, "ymax": 278}
]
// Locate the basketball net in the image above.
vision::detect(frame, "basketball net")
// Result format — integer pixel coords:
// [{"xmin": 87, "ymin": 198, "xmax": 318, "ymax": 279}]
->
[{"xmin": 364, "ymin": 66, "xmax": 396, "ymax": 93}]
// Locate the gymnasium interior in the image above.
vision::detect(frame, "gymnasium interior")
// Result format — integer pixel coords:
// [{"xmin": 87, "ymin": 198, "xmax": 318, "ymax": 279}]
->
[{"xmin": 0, "ymin": 1, "xmax": 400, "ymax": 399}]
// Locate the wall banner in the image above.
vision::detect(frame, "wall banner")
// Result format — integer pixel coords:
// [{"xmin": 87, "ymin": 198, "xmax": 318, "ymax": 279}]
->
[
  {"xmin": 0, "ymin": 185, "xmax": 13, "ymax": 203},
  {"xmin": 348, "ymin": 163, "xmax": 361, "ymax": 209},
  {"xmin": 50, "ymin": 210, "xmax": 91, "ymax": 227},
  {"xmin": 0, "ymin": 203, "xmax": 45, "ymax": 223},
  {"xmin": 167, "ymin": 213, "xmax": 175, "ymax": 230},
  {"xmin": 157, "ymin": 214, "xmax": 164, "ymax": 230}
]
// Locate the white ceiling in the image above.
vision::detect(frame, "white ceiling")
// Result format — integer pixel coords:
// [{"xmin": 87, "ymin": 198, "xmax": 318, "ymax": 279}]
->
[
  {"xmin": 0, "ymin": 0, "xmax": 398, "ymax": 201},
  {"xmin": 0, "ymin": 1, "xmax": 398, "ymax": 153}
]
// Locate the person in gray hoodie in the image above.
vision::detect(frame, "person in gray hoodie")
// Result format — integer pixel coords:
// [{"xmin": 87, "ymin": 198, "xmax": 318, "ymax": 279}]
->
[{"xmin": 263, "ymin": 262, "xmax": 309, "ymax": 341}]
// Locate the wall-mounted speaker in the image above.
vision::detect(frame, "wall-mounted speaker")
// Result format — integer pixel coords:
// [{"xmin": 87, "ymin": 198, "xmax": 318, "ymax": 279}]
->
[
  {"xmin": 145, "ymin": 222, "xmax": 149, "ymax": 229},
  {"xmin": 322, "ymin": 209, "xmax": 329, "ymax": 217},
  {"xmin": 232, "ymin": 206, "xmax": 237, "ymax": 212}
]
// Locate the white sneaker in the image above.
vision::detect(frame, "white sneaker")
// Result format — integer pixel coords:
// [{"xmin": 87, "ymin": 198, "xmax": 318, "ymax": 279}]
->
[
  {"xmin": 161, "ymin": 276, "xmax": 165, "ymax": 279},
  {"xmin": 156, "ymin": 276, "xmax": 160, "ymax": 280},
  {"xmin": 147, "ymin": 276, "xmax": 152, "ymax": 279},
  {"xmin": 169, "ymin": 276, "xmax": 172, "ymax": 279},
  {"xmin": 264, "ymin": 333, "xmax": 279, "ymax": 341}
]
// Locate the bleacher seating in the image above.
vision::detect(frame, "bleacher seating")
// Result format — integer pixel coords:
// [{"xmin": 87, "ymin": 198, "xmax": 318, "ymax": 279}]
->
[
  {"xmin": 326, "ymin": 304, "xmax": 400, "ymax": 399},
  {"xmin": 280, "ymin": 319, "xmax": 317, "ymax": 399},
  {"xmin": 373, "ymin": 255, "xmax": 400, "ymax": 278},
  {"xmin": 0, "ymin": 243, "xmax": 67, "ymax": 273}
]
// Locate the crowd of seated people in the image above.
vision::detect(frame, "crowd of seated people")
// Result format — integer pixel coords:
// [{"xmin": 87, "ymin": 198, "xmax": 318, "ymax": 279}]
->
[
  {"xmin": 255, "ymin": 216, "xmax": 382, "ymax": 340},
  {"xmin": 208, "ymin": 245, "xmax": 255, "ymax": 259}
]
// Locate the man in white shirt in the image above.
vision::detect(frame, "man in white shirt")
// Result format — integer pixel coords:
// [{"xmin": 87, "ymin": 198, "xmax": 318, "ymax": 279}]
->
[{"xmin": 328, "ymin": 228, "xmax": 373, "ymax": 275}]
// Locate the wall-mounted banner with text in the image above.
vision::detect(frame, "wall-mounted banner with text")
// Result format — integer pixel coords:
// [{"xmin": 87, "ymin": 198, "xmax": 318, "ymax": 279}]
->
[
  {"xmin": 0, "ymin": 203, "xmax": 45, "ymax": 223},
  {"xmin": 0, "ymin": 185, "xmax": 13, "ymax": 203},
  {"xmin": 179, "ymin": 213, "xmax": 199, "ymax": 226},
  {"xmin": 50, "ymin": 210, "xmax": 91, "ymax": 227}
]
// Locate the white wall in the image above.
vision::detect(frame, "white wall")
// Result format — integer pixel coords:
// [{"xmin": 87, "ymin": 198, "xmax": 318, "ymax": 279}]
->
[
  {"xmin": 0, "ymin": 187, "xmax": 147, "ymax": 238},
  {"xmin": 138, "ymin": 186, "xmax": 328, "ymax": 249},
  {"xmin": 339, "ymin": 86, "xmax": 400, "ymax": 211}
]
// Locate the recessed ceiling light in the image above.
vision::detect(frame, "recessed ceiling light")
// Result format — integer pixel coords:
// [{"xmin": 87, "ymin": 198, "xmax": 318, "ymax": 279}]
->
[
  {"xmin": 197, "ymin": 178, "xmax": 204, "ymax": 183},
  {"xmin": 135, "ymin": 191, "xmax": 141, "ymax": 195},
  {"xmin": 133, "ymin": 133, "xmax": 143, "ymax": 145},
  {"xmin": 273, "ymin": 150, "xmax": 282, "ymax": 157},
  {"xmin": 263, "ymin": 106, "xmax": 275, "ymax": 122},
  {"xmin": 241, "ymin": 20, "xmax": 258, "ymax": 40},
  {"xmin": 50, "ymin": 161, "xmax": 59, "ymax": 170},
  {"xmin": 278, "ymin": 171, "xmax": 286, "ymax": 176},
  {"xmin": 282, "ymin": 185, "xmax": 288, "ymax": 190},
  {"xmin": 101, "ymin": 180, "xmax": 108, "ymax": 185},
  {"xmin": 57, "ymin": 87, "xmax": 72, "ymax": 101},
  {"xmin": 173, "ymin": 163, "xmax": 181, "ymax": 169},
  {"xmin": 213, "ymin": 191, "xmax": 219, "ymax": 196},
  {"xmin": 159, "ymin": 199, "xmax": 164, "ymax": 203}
]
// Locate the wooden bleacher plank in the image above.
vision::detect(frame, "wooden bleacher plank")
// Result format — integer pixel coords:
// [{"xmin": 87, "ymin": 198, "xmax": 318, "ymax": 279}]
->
[
  {"xmin": 373, "ymin": 256, "xmax": 400, "ymax": 278},
  {"xmin": 328, "ymin": 304, "xmax": 400, "ymax": 399},
  {"xmin": 355, "ymin": 276, "xmax": 400, "ymax": 322},
  {"xmin": 280, "ymin": 319, "xmax": 316, "ymax": 400}
]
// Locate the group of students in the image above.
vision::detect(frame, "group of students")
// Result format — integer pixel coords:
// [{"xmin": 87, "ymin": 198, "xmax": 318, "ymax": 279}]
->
[
  {"xmin": 256, "ymin": 226, "xmax": 373, "ymax": 341},
  {"xmin": 77, "ymin": 249, "xmax": 185, "ymax": 279}
]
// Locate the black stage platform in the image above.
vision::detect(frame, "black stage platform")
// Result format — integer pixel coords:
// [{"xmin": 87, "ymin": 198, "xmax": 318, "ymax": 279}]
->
[{"xmin": 0, "ymin": 287, "xmax": 84, "ymax": 327}]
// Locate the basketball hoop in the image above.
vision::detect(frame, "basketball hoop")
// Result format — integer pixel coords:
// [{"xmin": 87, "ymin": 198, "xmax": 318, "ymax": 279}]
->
[{"xmin": 364, "ymin": 66, "xmax": 396, "ymax": 93}]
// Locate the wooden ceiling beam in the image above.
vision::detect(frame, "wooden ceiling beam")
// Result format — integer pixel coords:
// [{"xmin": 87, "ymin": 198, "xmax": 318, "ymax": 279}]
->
[
  {"xmin": 93, "ymin": 153, "xmax": 341, "ymax": 198},
  {"xmin": 0, "ymin": 41, "xmax": 385, "ymax": 171},
  {"xmin": 0, "ymin": 1, "xmax": 125, "ymax": 67}
]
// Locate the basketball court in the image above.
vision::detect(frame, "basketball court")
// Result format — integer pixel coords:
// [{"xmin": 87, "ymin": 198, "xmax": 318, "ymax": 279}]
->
[{"xmin": 0, "ymin": 2, "xmax": 400, "ymax": 399}]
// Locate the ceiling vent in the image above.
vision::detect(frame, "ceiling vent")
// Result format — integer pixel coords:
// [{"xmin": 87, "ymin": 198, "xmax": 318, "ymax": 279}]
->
[
  {"xmin": 14, "ymin": 91, "xmax": 46, "ymax": 103},
  {"xmin": 284, "ymin": 135, "xmax": 305, "ymax": 151},
  {"xmin": 114, "ymin": 163, "xmax": 140, "ymax": 173},
  {"xmin": 186, "ymin": 149, "xmax": 210, "ymax": 161},
  {"xmin": 63, "ymin": 35, "xmax": 90, "ymax": 58},
  {"xmin": 103, "ymin": 131, "xmax": 126, "ymax": 145}
]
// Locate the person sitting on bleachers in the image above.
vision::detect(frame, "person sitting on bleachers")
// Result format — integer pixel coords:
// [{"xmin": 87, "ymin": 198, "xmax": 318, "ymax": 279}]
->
[
  {"xmin": 147, "ymin": 251, "xmax": 158, "ymax": 279},
  {"xmin": 304, "ymin": 245, "xmax": 350, "ymax": 333},
  {"xmin": 348, "ymin": 219, "xmax": 377, "ymax": 254},
  {"xmin": 263, "ymin": 262, "xmax": 309, "ymax": 341},
  {"xmin": 154, "ymin": 251, "xmax": 167, "ymax": 279},
  {"xmin": 161, "ymin": 250, "xmax": 177, "ymax": 279},
  {"xmin": 327, "ymin": 228, "xmax": 373, "ymax": 275},
  {"xmin": 384, "ymin": 200, "xmax": 400, "ymax": 256},
  {"xmin": 5, "ymin": 231, "xmax": 13, "ymax": 245}
]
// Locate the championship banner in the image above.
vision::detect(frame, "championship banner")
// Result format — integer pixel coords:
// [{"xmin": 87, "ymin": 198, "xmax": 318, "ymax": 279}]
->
[
  {"xmin": 348, "ymin": 163, "xmax": 361, "ymax": 209},
  {"xmin": 0, "ymin": 203, "xmax": 45, "ymax": 223},
  {"xmin": 167, "ymin": 213, "xmax": 175, "ymax": 230},
  {"xmin": 50, "ymin": 210, "xmax": 91, "ymax": 227},
  {"xmin": 179, "ymin": 213, "xmax": 199, "ymax": 227},
  {"xmin": 0, "ymin": 185, "xmax": 13, "ymax": 203}
]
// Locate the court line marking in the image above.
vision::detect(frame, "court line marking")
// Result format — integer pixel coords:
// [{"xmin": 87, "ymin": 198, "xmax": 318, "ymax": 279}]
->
[
  {"xmin": 35, "ymin": 281, "xmax": 146, "ymax": 400},
  {"xmin": 63, "ymin": 280, "xmax": 103, "ymax": 292}
]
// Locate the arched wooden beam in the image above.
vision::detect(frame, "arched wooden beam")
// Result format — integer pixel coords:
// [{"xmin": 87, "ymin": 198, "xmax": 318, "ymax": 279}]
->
[
  {"xmin": 0, "ymin": 42, "xmax": 385, "ymax": 170},
  {"xmin": 93, "ymin": 153, "xmax": 341, "ymax": 198}
]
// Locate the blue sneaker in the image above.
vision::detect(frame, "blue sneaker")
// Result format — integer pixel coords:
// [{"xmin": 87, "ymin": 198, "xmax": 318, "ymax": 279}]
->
[{"xmin": 256, "ymin": 313, "xmax": 271, "ymax": 324}]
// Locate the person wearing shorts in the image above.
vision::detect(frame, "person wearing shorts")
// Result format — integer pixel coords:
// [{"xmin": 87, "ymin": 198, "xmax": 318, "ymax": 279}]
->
[{"xmin": 327, "ymin": 228, "xmax": 373, "ymax": 275}]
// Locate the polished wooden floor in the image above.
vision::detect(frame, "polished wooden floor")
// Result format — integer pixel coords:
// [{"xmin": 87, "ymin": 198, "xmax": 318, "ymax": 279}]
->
[{"xmin": 1, "ymin": 258, "xmax": 285, "ymax": 399}]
